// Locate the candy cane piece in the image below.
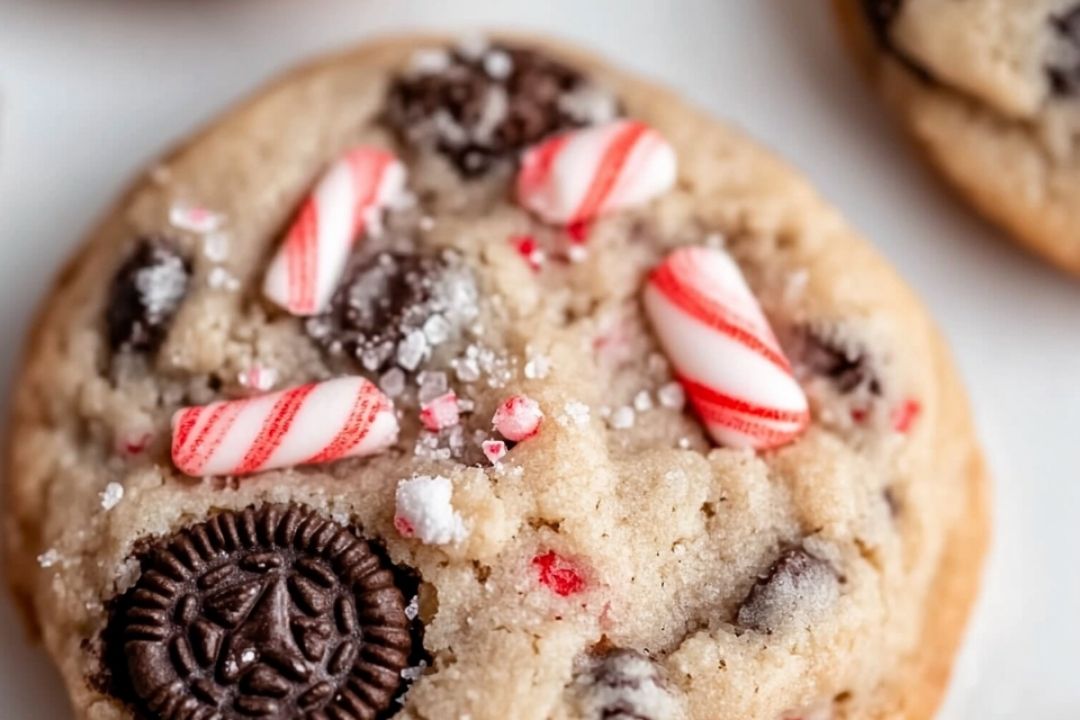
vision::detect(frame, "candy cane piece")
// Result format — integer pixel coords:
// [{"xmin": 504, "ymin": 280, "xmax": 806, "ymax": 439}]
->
[
  {"xmin": 171, "ymin": 376, "xmax": 398, "ymax": 477},
  {"xmin": 643, "ymin": 247, "xmax": 809, "ymax": 449},
  {"xmin": 516, "ymin": 120, "xmax": 677, "ymax": 226},
  {"xmin": 263, "ymin": 147, "xmax": 406, "ymax": 316}
]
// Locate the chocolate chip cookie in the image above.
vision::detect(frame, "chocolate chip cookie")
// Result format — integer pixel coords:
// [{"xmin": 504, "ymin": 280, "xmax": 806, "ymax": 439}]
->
[
  {"xmin": 4, "ymin": 34, "xmax": 987, "ymax": 720},
  {"xmin": 837, "ymin": 0, "xmax": 1080, "ymax": 274}
]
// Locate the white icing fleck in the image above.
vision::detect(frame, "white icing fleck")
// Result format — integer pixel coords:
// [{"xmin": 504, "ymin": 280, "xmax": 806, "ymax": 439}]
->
[
  {"xmin": 405, "ymin": 595, "xmax": 420, "ymax": 620},
  {"xmin": 395, "ymin": 475, "xmax": 467, "ymax": 545},
  {"xmin": 100, "ymin": 482, "xmax": 124, "ymax": 511}
]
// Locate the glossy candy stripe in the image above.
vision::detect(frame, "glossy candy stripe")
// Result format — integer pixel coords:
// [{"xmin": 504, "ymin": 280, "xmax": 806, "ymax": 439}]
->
[
  {"xmin": 263, "ymin": 146, "xmax": 406, "ymax": 315},
  {"xmin": 643, "ymin": 246, "xmax": 809, "ymax": 449},
  {"xmin": 516, "ymin": 120, "xmax": 677, "ymax": 225},
  {"xmin": 171, "ymin": 376, "xmax": 398, "ymax": 477}
]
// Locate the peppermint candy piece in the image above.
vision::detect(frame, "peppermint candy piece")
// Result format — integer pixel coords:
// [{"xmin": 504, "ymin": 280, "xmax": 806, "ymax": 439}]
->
[
  {"xmin": 643, "ymin": 246, "xmax": 809, "ymax": 449},
  {"xmin": 516, "ymin": 120, "xmax": 677, "ymax": 226},
  {"xmin": 263, "ymin": 147, "xmax": 406, "ymax": 316},
  {"xmin": 171, "ymin": 376, "xmax": 398, "ymax": 477}
]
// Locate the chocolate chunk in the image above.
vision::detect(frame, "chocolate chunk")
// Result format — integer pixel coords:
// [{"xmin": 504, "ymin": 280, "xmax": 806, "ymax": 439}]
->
[
  {"xmin": 858, "ymin": 0, "xmax": 934, "ymax": 82},
  {"xmin": 736, "ymin": 547, "xmax": 840, "ymax": 634},
  {"xmin": 1047, "ymin": 6, "xmax": 1080, "ymax": 96},
  {"xmin": 106, "ymin": 237, "xmax": 190, "ymax": 354},
  {"xmin": 799, "ymin": 328, "xmax": 881, "ymax": 396},
  {"xmin": 574, "ymin": 648, "xmax": 677, "ymax": 720},
  {"xmin": 385, "ymin": 41, "xmax": 619, "ymax": 176},
  {"xmin": 860, "ymin": 0, "xmax": 904, "ymax": 45},
  {"xmin": 305, "ymin": 250, "xmax": 478, "ymax": 373},
  {"xmin": 105, "ymin": 504, "xmax": 413, "ymax": 719}
]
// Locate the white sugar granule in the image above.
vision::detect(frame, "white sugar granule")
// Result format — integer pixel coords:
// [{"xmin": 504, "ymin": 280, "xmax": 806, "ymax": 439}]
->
[
  {"xmin": 558, "ymin": 401, "xmax": 591, "ymax": 428},
  {"xmin": 100, "ymin": 482, "xmax": 124, "ymax": 511},
  {"xmin": 395, "ymin": 475, "xmax": 467, "ymax": 545},
  {"xmin": 37, "ymin": 549, "xmax": 61, "ymax": 568},
  {"xmin": 610, "ymin": 406, "xmax": 635, "ymax": 430}
]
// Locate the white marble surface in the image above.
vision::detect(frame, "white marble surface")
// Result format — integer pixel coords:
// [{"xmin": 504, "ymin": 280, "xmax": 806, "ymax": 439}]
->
[{"xmin": 0, "ymin": 1, "xmax": 1076, "ymax": 718}]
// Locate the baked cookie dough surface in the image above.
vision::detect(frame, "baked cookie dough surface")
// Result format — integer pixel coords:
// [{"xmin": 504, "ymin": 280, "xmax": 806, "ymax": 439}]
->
[
  {"xmin": 4, "ymin": 34, "xmax": 986, "ymax": 720},
  {"xmin": 838, "ymin": 0, "xmax": 1080, "ymax": 274}
]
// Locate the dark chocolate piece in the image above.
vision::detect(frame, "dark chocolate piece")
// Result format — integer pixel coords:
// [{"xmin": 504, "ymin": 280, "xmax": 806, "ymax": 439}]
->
[
  {"xmin": 305, "ymin": 250, "xmax": 477, "ymax": 374},
  {"xmin": 1048, "ymin": 6, "xmax": 1080, "ymax": 96},
  {"xmin": 105, "ymin": 237, "xmax": 190, "ymax": 354},
  {"xmin": 736, "ymin": 546, "xmax": 840, "ymax": 634},
  {"xmin": 385, "ymin": 41, "xmax": 618, "ymax": 176}
]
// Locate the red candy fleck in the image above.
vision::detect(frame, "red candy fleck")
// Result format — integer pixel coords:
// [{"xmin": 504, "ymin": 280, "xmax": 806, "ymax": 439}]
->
[
  {"xmin": 892, "ymin": 398, "xmax": 921, "ymax": 433},
  {"xmin": 511, "ymin": 234, "xmax": 545, "ymax": 272},
  {"xmin": 566, "ymin": 221, "xmax": 590, "ymax": 245},
  {"xmin": 532, "ymin": 551, "xmax": 586, "ymax": 597},
  {"xmin": 394, "ymin": 515, "xmax": 415, "ymax": 537},
  {"xmin": 120, "ymin": 432, "xmax": 152, "ymax": 456},
  {"xmin": 419, "ymin": 392, "xmax": 460, "ymax": 432}
]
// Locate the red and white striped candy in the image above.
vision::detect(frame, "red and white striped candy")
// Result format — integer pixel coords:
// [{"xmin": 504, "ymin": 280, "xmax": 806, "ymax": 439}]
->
[
  {"xmin": 643, "ymin": 247, "xmax": 809, "ymax": 449},
  {"xmin": 171, "ymin": 376, "xmax": 398, "ymax": 477},
  {"xmin": 516, "ymin": 119, "xmax": 677, "ymax": 226},
  {"xmin": 263, "ymin": 147, "xmax": 406, "ymax": 316}
]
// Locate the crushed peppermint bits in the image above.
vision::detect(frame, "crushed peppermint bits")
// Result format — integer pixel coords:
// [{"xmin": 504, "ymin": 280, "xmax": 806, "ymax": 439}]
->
[
  {"xmin": 493, "ymin": 395, "xmax": 544, "ymax": 441},
  {"xmin": 532, "ymin": 551, "xmax": 586, "ymax": 596},
  {"xmin": 384, "ymin": 39, "xmax": 619, "ymax": 176},
  {"xmin": 105, "ymin": 237, "xmax": 190, "ymax": 354}
]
